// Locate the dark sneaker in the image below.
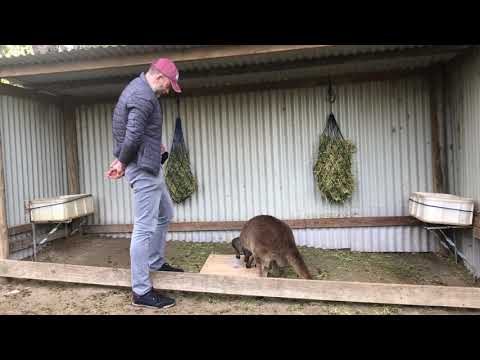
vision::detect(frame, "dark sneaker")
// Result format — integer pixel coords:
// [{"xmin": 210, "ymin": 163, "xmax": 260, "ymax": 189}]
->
[
  {"xmin": 131, "ymin": 289, "xmax": 176, "ymax": 309},
  {"xmin": 154, "ymin": 263, "xmax": 184, "ymax": 272}
]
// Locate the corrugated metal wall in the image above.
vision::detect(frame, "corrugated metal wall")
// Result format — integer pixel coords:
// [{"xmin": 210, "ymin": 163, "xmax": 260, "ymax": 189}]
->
[
  {"xmin": 76, "ymin": 76, "xmax": 436, "ymax": 252},
  {"xmin": 0, "ymin": 96, "xmax": 67, "ymax": 227},
  {"xmin": 445, "ymin": 48, "xmax": 480, "ymax": 277}
]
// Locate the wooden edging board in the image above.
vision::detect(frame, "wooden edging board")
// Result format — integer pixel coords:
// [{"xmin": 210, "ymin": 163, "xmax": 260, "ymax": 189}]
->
[
  {"xmin": 83, "ymin": 216, "xmax": 421, "ymax": 234},
  {"xmin": 1, "ymin": 259, "xmax": 479, "ymax": 309}
]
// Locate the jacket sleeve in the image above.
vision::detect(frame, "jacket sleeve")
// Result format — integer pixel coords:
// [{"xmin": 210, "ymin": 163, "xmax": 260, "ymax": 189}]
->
[{"xmin": 117, "ymin": 94, "xmax": 154, "ymax": 166}]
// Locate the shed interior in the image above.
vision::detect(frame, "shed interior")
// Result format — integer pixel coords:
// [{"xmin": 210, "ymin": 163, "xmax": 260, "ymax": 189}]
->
[{"xmin": 0, "ymin": 45, "xmax": 479, "ymax": 309}]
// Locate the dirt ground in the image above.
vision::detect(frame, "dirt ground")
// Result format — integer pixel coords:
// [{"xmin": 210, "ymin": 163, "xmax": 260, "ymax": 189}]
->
[{"xmin": 1, "ymin": 235, "xmax": 480, "ymax": 315}]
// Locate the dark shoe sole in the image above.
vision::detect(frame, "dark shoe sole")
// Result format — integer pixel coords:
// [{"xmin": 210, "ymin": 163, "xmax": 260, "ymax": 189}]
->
[{"xmin": 131, "ymin": 301, "xmax": 176, "ymax": 310}]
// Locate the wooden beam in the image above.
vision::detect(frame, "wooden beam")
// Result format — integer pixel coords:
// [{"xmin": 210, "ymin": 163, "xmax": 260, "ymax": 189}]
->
[
  {"xmin": 63, "ymin": 101, "xmax": 80, "ymax": 194},
  {"xmin": 287, "ymin": 217, "xmax": 422, "ymax": 228},
  {"xmin": 0, "ymin": 259, "xmax": 479, "ymax": 309},
  {"xmin": 0, "ymin": 129, "xmax": 8, "ymax": 260},
  {"xmin": 9, "ymin": 230, "xmax": 55, "ymax": 252},
  {"xmin": 430, "ymin": 68, "xmax": 446, "ymax": 193},
  {"xmin": 71, "ymin": 68, "xmax": 428, "ymax": 106},
  {"xmin": 83, "ymin": 217, "xmax": 422, "ymax": 234},
  {"xmin": 441, "ymin": 64, "xmax": 451, "ymax": 194},
  {"xmin": 7, "ymin": 224, "xmax": 32, "ymax": 237},
  {"xmin": 444, "ymin": 46, "xmax": 478, "ymax": 71},
  {"xmin": 474, "ymin": 215, "xmax": 480, "ymax": 239},
  {"xmin": 172, "ymin": 45, "xmax": 470, "ymax": 81},
  {"xmin": 9, "ymin": 229, "xmax": 65, "ymax": 254},
  {"xmin": 0, "ymin": 83, "xmax": 60, "ymax": 104},
  {"xmin": 0, "ymin": 45, "xmax": 329, "ymax": 78}
]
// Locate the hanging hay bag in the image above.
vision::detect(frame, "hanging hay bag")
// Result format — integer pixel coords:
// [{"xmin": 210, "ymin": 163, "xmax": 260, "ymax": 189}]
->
[
  {"xmin": 313, "ymin": 113, "xmax": 356, "ymax": 204},
  {"xmin": 164, "ymin": 117, "xmax": 198, "ymax": 204}
]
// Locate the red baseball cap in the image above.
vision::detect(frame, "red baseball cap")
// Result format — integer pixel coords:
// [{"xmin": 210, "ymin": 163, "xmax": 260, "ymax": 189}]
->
[{"xmin": 152, "ymin": 58, "xmax": 182, "ymax": 93}]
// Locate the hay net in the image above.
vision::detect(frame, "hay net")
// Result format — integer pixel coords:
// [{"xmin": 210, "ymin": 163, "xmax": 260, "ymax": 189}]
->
[
  {"xmin": 313, "ymin": 81, "xmax": 356, "ymax": 204},
  {"xmin": 322, "ymin": 112, "xmax": 344, "ymax": 140},
  {"xmin": 164, "ymin": 101, "xmax": 198, "ymax": 204}
]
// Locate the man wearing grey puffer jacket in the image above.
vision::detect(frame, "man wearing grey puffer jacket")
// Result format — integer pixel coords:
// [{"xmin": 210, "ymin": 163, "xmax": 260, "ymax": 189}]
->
[{"xmin": 107, "ymin": 58, "xmax": 183, "ymax": 309}]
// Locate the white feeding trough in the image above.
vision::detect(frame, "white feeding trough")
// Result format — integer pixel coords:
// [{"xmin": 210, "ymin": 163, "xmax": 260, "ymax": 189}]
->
[
  {"xmin": 409, "ymin": 192, "xmax": 475, "ymax": 267},
  {"xmin": 27, "ymin": 194, "xmax": 94, "ymax": 223},
  {"xmin": 25, "ymin": 194, "xmax": 94, "ymax": 261},
  {"xmin": 409, "ymin": 192, "xmax": 474, "ymax": 226}
]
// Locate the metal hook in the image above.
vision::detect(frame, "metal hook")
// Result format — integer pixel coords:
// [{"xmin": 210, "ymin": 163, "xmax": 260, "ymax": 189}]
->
[
  {"xmin": 327, "ymin": 77, "xmax": 336, "ymax": 113},
  {"xmin": 327, "ymin": 77, "xmax": 336, "ymax": 104}
]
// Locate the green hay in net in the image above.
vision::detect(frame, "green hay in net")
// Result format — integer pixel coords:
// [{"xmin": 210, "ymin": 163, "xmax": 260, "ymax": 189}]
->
[
  {"xmin": 313, "ymin": 113, "xmax": 356, "ymax": 204},
  {"xmin": 164, "ymin": 117, "xmax": 198, "ymax": 204}
]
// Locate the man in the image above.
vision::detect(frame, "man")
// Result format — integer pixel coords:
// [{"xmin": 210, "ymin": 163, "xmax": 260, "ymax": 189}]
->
[{"xmin": 107, "ymin": 58, "xmax": 184, "ymax": 309}]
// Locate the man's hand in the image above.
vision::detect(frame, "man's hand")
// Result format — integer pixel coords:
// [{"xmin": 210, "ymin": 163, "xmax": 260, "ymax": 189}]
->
[
  {"xmin": 106, "ymin": 159, "xmax": 126, "ymax": 180},
  {"xmin": 160, "ymin": 144, "xmax": 167, "ymax": 154}
]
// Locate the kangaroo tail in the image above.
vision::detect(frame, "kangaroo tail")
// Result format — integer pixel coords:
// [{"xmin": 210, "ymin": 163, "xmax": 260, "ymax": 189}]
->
[{"xmin": 286, "ymin": 250, "xmax": 312, "ymax": 280}]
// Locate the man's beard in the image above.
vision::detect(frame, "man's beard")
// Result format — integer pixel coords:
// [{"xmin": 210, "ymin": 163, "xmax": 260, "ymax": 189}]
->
[{"xmin": 155, "ymin": 87, "xmax": 168, "ymax": 97}]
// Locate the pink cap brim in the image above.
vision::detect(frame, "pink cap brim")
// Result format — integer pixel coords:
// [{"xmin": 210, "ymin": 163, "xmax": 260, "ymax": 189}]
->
[{"xmin": 170, "ymin": 79, "xmax": 182, "ymax": 93}]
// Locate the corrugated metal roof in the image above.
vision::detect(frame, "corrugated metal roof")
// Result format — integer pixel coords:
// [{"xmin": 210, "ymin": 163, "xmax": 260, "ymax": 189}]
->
[
  {"xmin": 0, "ymin": 45, "xmax": 422, "ymax": 67},
  {"xmin": 0, "ymin": 45, "xmax": 472, "ymax": 97},
  {"xmin": 0, "ymin": 45, "xmax": 205, "ymax": 66},
  {"xmin": 178, "ymin": 45, "xmax": 431, "ymax": 71}
]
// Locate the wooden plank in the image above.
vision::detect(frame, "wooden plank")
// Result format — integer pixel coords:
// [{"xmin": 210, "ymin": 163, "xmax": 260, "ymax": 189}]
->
[
  {"xmin": 172, "ymin": 221, "xmax": 244, "ymax": 232},
  {"xmin": 63, "ymin": 101, "xmax": 80, "ymax": 194},
  {"xmin": 83, "ymin": 217, "xmax": 422, "ymax": 234},
  {"xmin": 0, "ymin": 83, "xmax": 61, "ymax": 105},
  {"xmin": 287, "ymin": 217, "xmax": 422, "ymax": 229},
  {"xmin": 9, "ymin": 229, "xmax": 66, "ymax": 254},
  {"xmin": 0, "ymin": 129, "xmax": 8, "ymax": 260},
  {"xmin": 200, "ymin": 254, "xmax": 258, "ymax": 278},
  {"xmin": 0, "ymin": 45, "xmax": 329, "ymax": 78},
  {"xmin": 473, "ymin": 213, "xmax": 480, "ymax": 240},
  {"xmin": 8, "ymin": 223, "xmax": 78, "ymax": 237},
  {"xmin": 474, "ymin": 215, "xmax": 480, "ymax": 239},
  {"xmin": 84, "ymin": 224, "xmax": 133, "ymax": 234},
  {"xmin": 1, "ymin": 259, "xmax": 480, "ymax": 309},
  {"xmin": 8, "ymin": 224, "xmax": 32, "ymax": 237}
]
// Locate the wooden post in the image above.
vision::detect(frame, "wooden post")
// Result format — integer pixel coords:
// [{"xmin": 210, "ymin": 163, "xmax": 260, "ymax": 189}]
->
[
  {"xmin": 0, "ymin": 131, "xmax": 8, "ymax": 260},
  {"xmin": 474, "ymin": 215, "xmax": 480, "ymax": 240},
  {"xmin": 0, "ymin": 127, "xmax": 9, "ymax": 283},
  {"xmin": 430, "ymin": 67, "xmax": 450, "ymax": 257},
  {"xmin": 64, "ymin": 100, "xmax": 80, "ymax": 195},
  {"xmin": 430, "ymin": 67, "xmax": 446, "ymax": 194}
]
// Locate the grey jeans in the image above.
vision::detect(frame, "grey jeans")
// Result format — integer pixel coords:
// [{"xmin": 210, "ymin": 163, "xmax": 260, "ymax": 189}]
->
[{"xmin": 125, "ymin": 163, "xmax": 174, "ymax": 296}]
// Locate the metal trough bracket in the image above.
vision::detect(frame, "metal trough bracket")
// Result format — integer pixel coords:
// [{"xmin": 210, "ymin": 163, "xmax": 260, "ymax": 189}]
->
[
  {"xmin": 424, "ymin": 224, "xmax": 473, "ymax": 268},
  {"xmin": 31, "ymin": 217, "xmax": 89, "ymax": 262}
]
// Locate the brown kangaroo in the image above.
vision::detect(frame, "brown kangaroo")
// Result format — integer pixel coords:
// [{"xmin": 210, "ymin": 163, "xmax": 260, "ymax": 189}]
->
[{"xmin": 231, "ymin": 215, "xmax": 312, "ymax": 279}]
